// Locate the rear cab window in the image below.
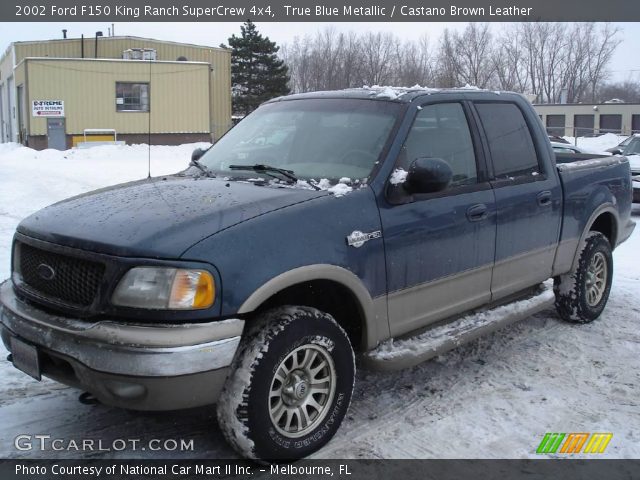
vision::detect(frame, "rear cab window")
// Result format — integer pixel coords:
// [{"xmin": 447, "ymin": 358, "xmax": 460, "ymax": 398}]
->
[{"xmin": 474, "ymin": 102, "xmax": 541, "ymax": 179}]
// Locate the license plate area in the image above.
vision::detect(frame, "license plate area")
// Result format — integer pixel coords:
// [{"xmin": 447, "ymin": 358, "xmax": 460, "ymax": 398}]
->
[{"xmin": 10, "ymin": 336, "xmax": 41, "ymax": 380}]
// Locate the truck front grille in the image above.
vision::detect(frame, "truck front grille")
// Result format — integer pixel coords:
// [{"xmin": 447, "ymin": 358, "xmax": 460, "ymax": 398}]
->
[{"xmin": 16, "ymin": 242, "xmax": 105, "ymax": 307}]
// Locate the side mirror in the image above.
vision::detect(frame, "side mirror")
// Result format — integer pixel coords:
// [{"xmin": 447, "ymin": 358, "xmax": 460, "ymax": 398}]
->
[
  {"xmin": 191, "ymin": 147, "xmax": 206, "ymax": 162},
  {"xmin": 404, "ymin": 157, "xmax": 453, "ymax": 194}
]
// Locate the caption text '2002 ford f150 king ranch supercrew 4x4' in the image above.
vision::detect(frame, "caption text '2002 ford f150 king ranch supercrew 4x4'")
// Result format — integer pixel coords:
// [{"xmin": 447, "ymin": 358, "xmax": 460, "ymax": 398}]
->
[{"xmin": 0, "ymin": 87, "xmax": 635, "ymax": 460}]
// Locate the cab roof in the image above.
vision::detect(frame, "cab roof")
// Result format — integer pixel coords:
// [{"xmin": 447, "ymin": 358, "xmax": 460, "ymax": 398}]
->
[{"xmin": 266, "ymin": 86, "xmax": 523, "ymax": 104}]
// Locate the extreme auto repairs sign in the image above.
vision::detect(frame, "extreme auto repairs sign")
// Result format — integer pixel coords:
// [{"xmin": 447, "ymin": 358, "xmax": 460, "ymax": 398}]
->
[{"xmin": 32, "ymin": 100, "xmax": 64, "ymax": 117}]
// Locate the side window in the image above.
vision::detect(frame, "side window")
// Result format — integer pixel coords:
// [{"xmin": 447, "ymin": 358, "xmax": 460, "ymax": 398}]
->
[
  {"xmin": 398, "ymin": 103, "xmax": 478, "ymax": 187},
  {"xmin": 475, "ymin": 103, "xmax": 540, "ymax": 178}
]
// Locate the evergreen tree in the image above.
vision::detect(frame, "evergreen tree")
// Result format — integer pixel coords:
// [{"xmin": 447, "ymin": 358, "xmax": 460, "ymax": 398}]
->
[{"xmin": 226, "ymin": 20, "xmax": 290, "ymax": 116}]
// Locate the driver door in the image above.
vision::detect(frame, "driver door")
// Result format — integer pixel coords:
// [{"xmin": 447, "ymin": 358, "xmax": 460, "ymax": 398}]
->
[{"xmin": 378, "ymin": 102, "xmax": 497, "ymax": 337}]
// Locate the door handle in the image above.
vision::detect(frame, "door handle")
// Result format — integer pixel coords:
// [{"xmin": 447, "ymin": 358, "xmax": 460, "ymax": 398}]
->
[
  {"xmin": 537, "ymin": 190, "xmax": 552, "ymax": 207},
  {"xmin": 466, "ymin": 204, "xmax": 488, "ymax": 222}
]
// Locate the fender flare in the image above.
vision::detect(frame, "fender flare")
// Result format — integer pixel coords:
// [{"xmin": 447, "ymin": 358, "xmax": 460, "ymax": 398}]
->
[
  {"xmin": 570, "ymin": 203, "xmax": 619, "ymax": 272},
  {"xmin": 237, "ymin": 264, "xmax": 387, "ymax": 350}
]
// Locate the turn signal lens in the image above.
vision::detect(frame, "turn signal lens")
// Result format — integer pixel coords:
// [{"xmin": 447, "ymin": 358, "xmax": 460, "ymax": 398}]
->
[{"xmin": 169, "ymin": 269, "xmax": 215, "ymax": 309}]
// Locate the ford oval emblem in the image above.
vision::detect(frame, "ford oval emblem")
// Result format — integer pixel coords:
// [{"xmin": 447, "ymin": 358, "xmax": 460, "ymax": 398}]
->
[{"xmin": 36, "ymin": 263, "xmax": 56, "ymax": 281}]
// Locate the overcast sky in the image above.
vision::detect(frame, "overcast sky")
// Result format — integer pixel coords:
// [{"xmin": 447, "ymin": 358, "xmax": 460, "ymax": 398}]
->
[{"xmin": 2, "ymin": 22, "xmax": 640, "ymax": 83}]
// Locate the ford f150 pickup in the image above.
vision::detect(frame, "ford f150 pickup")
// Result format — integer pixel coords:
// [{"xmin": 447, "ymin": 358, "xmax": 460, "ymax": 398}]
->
[{"xmin": 0, "ymin": 88, "xmax": 635, "ymax": 460}]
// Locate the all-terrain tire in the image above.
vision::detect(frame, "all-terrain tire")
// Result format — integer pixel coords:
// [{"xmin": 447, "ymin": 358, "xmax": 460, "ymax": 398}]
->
[
  {"xmin": 554, "ymin": 231, "xmax": 613, "ymax": 323},
  {"xmin": 216, "ymin": 306, "xmax": 355, "ymax": 461}
]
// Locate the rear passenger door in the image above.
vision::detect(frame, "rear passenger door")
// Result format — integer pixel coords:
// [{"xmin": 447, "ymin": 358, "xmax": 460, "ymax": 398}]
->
[
  {"xmin": 379, "ymin": 102, "xmax": 497, "ymax": 336},
  {"xmin": 473, "ymin": 102, "xmax": 562, "ymax": 300}
]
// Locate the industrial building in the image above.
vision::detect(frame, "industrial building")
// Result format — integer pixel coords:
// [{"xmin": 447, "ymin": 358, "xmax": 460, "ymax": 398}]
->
[
  {"xmin": 534, "ymin": 103, "xmax": 640, "ymax": 137},
  {"xmin": 0, "ymin": 35, "xmax": 231, "ymax": 150}
]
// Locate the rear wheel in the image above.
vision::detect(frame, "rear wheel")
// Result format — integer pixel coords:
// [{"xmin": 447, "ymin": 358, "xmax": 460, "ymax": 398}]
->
[
  {"xmin": 216, "ymin": 306, "xmax": 355, "ymax": 460},
  {"xmin": 554, "ymin": 231, "xmax": 613, "ymax": 323}
]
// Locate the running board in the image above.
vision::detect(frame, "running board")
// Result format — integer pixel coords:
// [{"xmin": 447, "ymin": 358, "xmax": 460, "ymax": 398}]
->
[{"xmin": 363, "ymin": 284, "xmax": 555, "ymax": 372}]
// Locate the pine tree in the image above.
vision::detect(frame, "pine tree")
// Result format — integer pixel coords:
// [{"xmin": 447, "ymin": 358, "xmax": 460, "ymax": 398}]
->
[{"xmin": 226, "ymin": 20, "xmax": 290, "ymax": 116}]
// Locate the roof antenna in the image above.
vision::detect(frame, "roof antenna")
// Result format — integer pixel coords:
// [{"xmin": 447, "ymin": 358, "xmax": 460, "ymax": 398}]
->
[{"xmin": 147, "ymin": 57, "xmax": 151, "ymax": 179}]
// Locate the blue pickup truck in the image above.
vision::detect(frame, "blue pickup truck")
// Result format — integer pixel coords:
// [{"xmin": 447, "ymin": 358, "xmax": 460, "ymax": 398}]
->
[{"xmin": 0, "ymin": 88, "xmax": 635, "ymax": 460}]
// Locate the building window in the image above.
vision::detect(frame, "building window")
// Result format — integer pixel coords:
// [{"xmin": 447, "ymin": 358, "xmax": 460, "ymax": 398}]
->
[
  {"xmin": 574, "ymin": 114, "xmax": 594, "ymax": 137},
  {"xmin": 116, "ymin": 82, "xmax": 149, "ymax": 112},
  {"xmin": 631, "ymin": 115, "xmax": 640, "ymax": 134},
  {"xmin": 546, "ymin": 114, "xmax": 566, "ymax": 137},
  {"xmin": 599, "ymin": 114, "xmax": 622, "ymax": 134}
]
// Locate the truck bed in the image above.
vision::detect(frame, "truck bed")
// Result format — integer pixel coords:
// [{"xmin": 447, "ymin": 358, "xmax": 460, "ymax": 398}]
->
[{"xmin": 554, "ymin": 155, "xmax": 634, "ymax": 274}]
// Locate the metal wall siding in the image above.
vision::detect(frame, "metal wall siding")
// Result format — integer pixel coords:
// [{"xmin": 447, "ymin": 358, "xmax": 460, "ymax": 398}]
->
[
  {"xmin": 15, "ymin": 37, "xmax": 232, "ymax": 139},
  {"xmin": 0, "ymin": 52, "xmax": 13, "ymax": 82},
  {"xmin": 26, "ymin": 60, "xmax": 210, "ymax": 136}
]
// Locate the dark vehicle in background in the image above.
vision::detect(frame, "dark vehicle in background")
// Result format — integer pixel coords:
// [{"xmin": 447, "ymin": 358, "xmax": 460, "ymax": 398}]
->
[
  {"xmin": 607, "ymin": 134, "xmax": 636, "ymax": 155},
  {"xmin": 1, "ymin": 88, "xmax": 635, "ymax": 460},
  {"xmin": 633, "ymin": 176, "xmax": 640, "ymax": 203},
  {"xmin": 551, "ymin": 141, "xmax": 590, "ymax": 155},
  {"xmin": 548, "ymin": 134, "xmax": 570, "ymax": 145}
]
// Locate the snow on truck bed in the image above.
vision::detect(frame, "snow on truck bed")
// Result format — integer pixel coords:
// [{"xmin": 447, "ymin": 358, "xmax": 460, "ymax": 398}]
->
[{"xmin": 0, "ymin": 141, "xmax": 639, "ymax": 459}]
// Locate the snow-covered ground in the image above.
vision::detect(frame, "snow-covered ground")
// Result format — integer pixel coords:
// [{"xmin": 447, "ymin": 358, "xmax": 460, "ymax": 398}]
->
[{"xmin": 0, "ymin": 140, "xmax": 638, "ymax": 459}]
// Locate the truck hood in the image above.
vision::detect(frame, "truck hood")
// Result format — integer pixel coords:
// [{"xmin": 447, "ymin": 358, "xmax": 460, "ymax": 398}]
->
[{"xmin": 17, "ymin": 175, "xmax": 328, "ymax": 258}]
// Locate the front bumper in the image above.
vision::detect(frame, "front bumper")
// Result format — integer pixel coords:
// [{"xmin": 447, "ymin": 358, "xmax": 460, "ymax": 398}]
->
[{"xmin": 0, "ymin": 281, "xmax": 243, "ymax": 410}]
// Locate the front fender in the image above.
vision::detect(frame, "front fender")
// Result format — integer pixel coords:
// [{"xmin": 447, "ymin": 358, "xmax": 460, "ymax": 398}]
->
[{"xmin": 238, "ymin": 264, "xmax": 387, "ymax": 350}]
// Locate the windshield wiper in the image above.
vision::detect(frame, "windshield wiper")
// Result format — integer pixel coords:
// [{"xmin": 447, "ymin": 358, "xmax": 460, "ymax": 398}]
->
[
  {"xmin": 189, "ymin": 159, "xmax": 215, "ymax": 178},
  {"xmin": 229, "ymin": 164, "xmax": 322, "ymax": 191},
  {"xmin": 229, "ymin": 164, "xmax": 299, "ymax": 183}
]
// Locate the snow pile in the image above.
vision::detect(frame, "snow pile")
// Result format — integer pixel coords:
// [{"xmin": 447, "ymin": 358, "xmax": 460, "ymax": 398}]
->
[
  {"xmin": 317, "ymin": 178, "xmax": 353, "ymax": 197},
  {"xmin": 360, "ymin": 85, "xmax": 440, "ymax": 99},
  {"xmin": 327, "ymin": 183, "xmax": 353, "ymax": 196},
  {"xmin": 369, "ymin": 283, "xmax": 555, "ymax": 362},
  {"xmin": 376, "ymin": 87, "xmax": 401, "ymax": 100},
  {"xmin": 389, "ymin": 168, "xmax": 408, "ymax": 185},
  {"xmin": 562, "ymin": 133, "xmax": 627, "ymax": 154}
]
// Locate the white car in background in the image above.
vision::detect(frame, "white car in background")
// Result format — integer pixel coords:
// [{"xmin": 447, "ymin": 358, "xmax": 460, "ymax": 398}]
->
[
  {"xmin": 628, "ymin": 155, "xmax": 640, "ymax": 204},
  {"xmin": 619, "ymin": 137, "xmax": 640, "ymax": 203}
]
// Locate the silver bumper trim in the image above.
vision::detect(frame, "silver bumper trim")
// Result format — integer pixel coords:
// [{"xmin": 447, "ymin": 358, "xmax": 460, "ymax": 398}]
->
[{"xmin": 0, "ymin": 281, "xmax": 243, "ymax": 377}]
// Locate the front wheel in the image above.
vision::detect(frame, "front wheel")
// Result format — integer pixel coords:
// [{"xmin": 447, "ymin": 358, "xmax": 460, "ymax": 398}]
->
[
  {"xmin": 216, "ymin": 306, "xmax": 355, "ymax": 460},
  {"xmin": 554, "ymin": 231, "xmax": 613, "ymax": 323}
]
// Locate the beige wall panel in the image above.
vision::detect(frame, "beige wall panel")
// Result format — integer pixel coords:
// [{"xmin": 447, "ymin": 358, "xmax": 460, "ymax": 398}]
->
[
  {"xmin": 26, "ymin": 59, "xmax": 210, "ymax": 136},
  {"xmin": 14, "ymin": 37, "xmax": 231, "ymax": 139}
]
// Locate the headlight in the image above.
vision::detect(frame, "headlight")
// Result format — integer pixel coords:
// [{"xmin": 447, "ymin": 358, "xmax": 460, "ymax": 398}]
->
[{"xmin": 112, "ymin": 267, "xmax": 215, "ymax": 310}]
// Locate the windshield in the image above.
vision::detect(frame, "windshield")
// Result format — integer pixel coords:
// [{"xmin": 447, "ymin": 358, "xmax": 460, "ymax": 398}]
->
[
  {"xmin": 199, "ymin": 99, "xmax": 401, "ymax": 183},
  {"xmin": 623, "ymin": 138, "xmax": 640, "ymax": 156}
]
